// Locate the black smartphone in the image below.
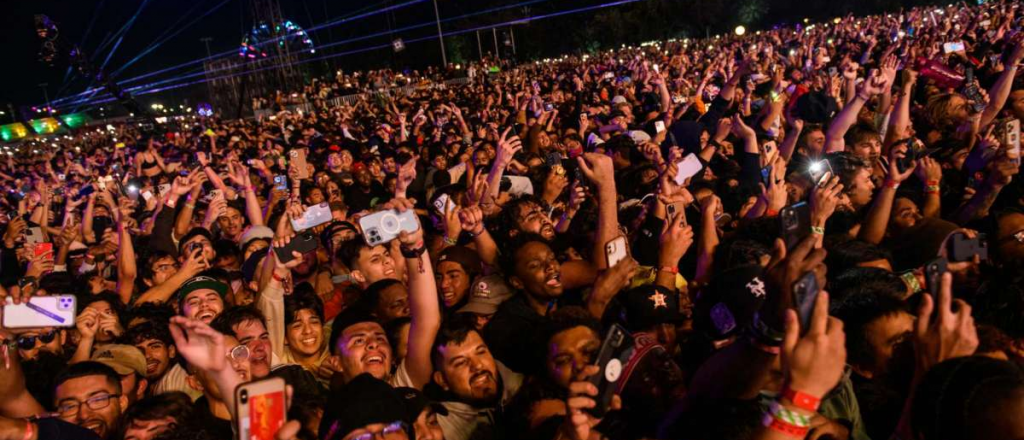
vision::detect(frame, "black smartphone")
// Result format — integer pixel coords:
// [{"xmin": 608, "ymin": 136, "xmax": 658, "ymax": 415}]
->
[
  {"xmin": 793, "ymin": 271, "xmax": 819, "ymax": 333},
  {"xmin": 760, "ymin": 166, "xmax": 773, "ymax": 187},
  {"xmin": 75, "ymin": 184, "xmax": 95, "ymax": 201},
  {"xmin": 273, "ymin": 231, "xmax": 319, "ymax": 263},
  {"xmin": 586, "ymin": 324, "xmax": 634, "ymax": 418},
  {"xmin": 924, "ymin": 256, "xmax": 947, "ymax": 297},
  {"xmin": 780, "ymin": 202, "xmax": 812, "ymax": 250},
  {"xmin": 961, "ymin": 68, "xmax": 988, "ymax": 113},
  {"xmin": 947, "ymin": 232, "xmax": 988, "ymax": 262}
]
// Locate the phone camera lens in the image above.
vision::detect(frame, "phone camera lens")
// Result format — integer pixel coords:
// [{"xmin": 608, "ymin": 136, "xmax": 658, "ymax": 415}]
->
[{"xmin": 240, "ymin": 390, "xmax": 248, "ymax": 404}]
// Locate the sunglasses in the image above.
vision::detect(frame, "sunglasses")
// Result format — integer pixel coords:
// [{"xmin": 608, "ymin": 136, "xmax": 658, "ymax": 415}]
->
[{"xmin": 16, "ymin": 330, "xmax": 58, "ymax": 350}]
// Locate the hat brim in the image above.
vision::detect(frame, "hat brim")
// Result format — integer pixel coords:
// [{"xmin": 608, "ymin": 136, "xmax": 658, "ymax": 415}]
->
[
  {"xmin": 457, "ymin": 303, "xmax": 498, "ymax": 316},
  {"xmin": 94, "ymin": 360, "xmax": 137, "ymax": 376}
]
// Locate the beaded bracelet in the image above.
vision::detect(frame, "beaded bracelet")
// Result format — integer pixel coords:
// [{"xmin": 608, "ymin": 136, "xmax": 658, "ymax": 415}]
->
[{"xmin": 810, "ymin": 226, "xmax": 825, "ymax": 236}]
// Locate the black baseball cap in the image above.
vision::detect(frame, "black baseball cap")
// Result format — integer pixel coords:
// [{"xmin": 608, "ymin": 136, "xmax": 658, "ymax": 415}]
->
[
  {"xmin": 620, "ymin": 285, "xmax": 684, "ymax": 332},
  {"xmin": 319, "ymin": 373, "xmax": 408, "ymax": 440}
]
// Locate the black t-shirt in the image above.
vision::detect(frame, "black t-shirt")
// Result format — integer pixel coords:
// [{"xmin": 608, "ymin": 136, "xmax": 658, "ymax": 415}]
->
[
  {"xmin": 191, "ymin": 396, "xmax": 236, "ymax": 439},
  {"xmin": 344, "ymin": 181, "xmax": 388, "ymax": 212},
  {"xmin": 483, "ymin": 293, "xmax": 547, "ymax": 374}
]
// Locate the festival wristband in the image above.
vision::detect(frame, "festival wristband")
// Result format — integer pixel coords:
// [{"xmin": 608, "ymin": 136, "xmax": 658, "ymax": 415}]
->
[
  {"xmin": 781, "ymin": 386, "xmax": 821, "ymax": 411},
  {"xmin": 810, "ymin": 226, "xmax": 825, "ymax": 236}
]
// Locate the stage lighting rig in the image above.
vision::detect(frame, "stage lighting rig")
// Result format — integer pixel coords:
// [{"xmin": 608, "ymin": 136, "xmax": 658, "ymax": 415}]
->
[{"xmin": 32, "ymin": 14, "xmax": 155, "ymax": 127}]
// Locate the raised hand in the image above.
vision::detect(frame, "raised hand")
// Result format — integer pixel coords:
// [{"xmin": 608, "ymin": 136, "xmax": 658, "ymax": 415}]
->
[
  {"xmin": 810, "ymin": 175, "xmax": 843, "ymax": 227},
  {"xmin": 887, "ymin": 144, "xmax": 917, "ymax": 183},
  {"xmin": 169, "ymin": 316, "xmax": 227, "ymax": 373},
  {"xmin": 560, "ymin": 365, "xmax": 621, "ymax": 440},
  {"xmin": 576, "ymin": 153, "xmax": 614, "ymax": 189},
  {"xmin": 913, "ymin": 273, "xmax": 978, "ymax": 373},
  {"xmin": 659, "ymin": 210, "xmax": 694, "ymax": 266},
  {"xmin": 495, "ymin": 128, "xmax": 524, "ymax": 169},
  {"xmin": 781, "ymin": 289, "xmax": 846, "ymax": 400},
  {"xmin": 76, "ymin": 308, "xmax": 100, "ymax": 340}
]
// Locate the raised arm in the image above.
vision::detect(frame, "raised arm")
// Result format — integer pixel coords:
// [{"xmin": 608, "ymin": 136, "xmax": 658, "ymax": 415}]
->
[
  {"xmin": 858, "ymin": 145, "xmax": 916, "ymax": 244},
  {"xmin": 115, "ymin": 199, "xmax": 138, "ymax": 305},
  {"xmin": 577, "ymin": 153, "xmax": 619, "ymax": 269},
  {"xmin": 392, "ymin": 198, "xmax": 440, "ymax": 389},
  {"xmin": 980, "ymin": 39, "xmax": 1024, "ymax": 129},
  {"xmin": 825, "ymin": 71, "xmax": 887, "ymax": 153}
]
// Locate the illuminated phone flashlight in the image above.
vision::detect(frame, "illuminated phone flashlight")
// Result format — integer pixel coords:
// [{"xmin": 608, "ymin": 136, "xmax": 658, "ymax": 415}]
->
[{"xmin": 809, "ymin": 161, "xmax": 824, "ymax": 174}]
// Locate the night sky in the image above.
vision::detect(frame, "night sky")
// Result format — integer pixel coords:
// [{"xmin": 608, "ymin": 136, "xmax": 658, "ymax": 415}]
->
[{"xmin": 0, "ymin": 0, "xmax": 529, "ymax": 111}]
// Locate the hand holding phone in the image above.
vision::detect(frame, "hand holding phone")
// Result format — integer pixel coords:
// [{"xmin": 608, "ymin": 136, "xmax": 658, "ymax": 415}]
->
[
  {"xmin": 605, "ymin": 236, "xmax": 629, "ymax": 268},
  {"xmin": 585, "ymin": 324, "xmax": 634, "ymax": 417},
  {"xmin": 924, "ymin": 257, "xmax": 947, "ymax": 297},
  {"xmin": 793, "ymin": 272, "xmax": 820, "ymax": 333},
  {"xmin": 359, "ymin": 209, "xmax": 420, "ymax": 246},
  {"xmin": 235, "ymin": 377, "xmax": 287, "ymax": 440}
]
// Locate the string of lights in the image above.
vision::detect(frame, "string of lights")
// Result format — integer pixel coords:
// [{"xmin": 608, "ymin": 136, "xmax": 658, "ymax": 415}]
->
[
  {"xmin": 58, "ymin": 0, "xmax": 654, "ymax": 111},
  {"xmin": 57, "ymin": 0, "xmax": 562, "ymax": 109},
  {"xmin": 48, "ymin": 0, "xmax": 425, "ymax": 107}
]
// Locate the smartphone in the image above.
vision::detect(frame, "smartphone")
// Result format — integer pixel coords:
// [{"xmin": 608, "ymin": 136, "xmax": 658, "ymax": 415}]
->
[
  {"xmin": 605, "ymin": 236, "xmax": 629, "ymax": 268},
  {"xmin": 947, "ymin": 232, "xmax": 988, "ymax": 262},
  {"xmin": 24, "ymin": 227, "xmax": 44, "ymax": 245},
  {"xmin": 654, "ymin": 120, "xmax": 666, "ymax": 133},
  {"xmin": 33, "ymin": 242, "xmax": 53, "ymax": 259},
  {"xmin": 75, "ymin": 184, "xmax": 96, "ymax": 201},
  {"xmin": 808, "ymin": 160, "xmax": 833, "ymax": 186},
  {"xmin": 359, "ymin": 209, "xmax": 420, "ymax": 246},
  {"xmin": 141, "ymin": 190, "xmax": 153, "ymax": 202},
  {"xmin": 793, "ymin": 271, "xmax": 820, "ymax": 333},
  {"xmin": 289, "ymin": 149, "xmax": 309, "ymax": 180},
  {"xmin": 202, "ymin": 189, "xmax": 223, "ymax": 203},
  {"xmin": 2, "ymin": 295, "xmax": 77, "ymax": 328},
  {"xmin": 235, "ymin": 377, "xmax": 287, "ymax": 440},
  {"xmin": 432, "ymin": 193, "xmax": 457, "ymax": 215},
  {"xmin": 544, "ymin": 103, "xmax": 554, "ymax": 112},
  {"xmin": 961, "ymin": 68, "xmax": 987, "ymax": 113},
  {"xmin": 674, "ymin": 153, "xmax": 703, "ymax": 185},
  {"xmin": 943, "ymin": 41, "xmax": 965, "ymax": 54},
  {"xmin": 273, "ymin": 231, "xmax": 319, "ymax": 263},
  {"xmin": 828, "ymin": 66, "xmax": 838, "ymax": 76},
  {"xmin": 273, "ymin": 175, "xmax": 288, "ymax": 191},
  {"xmin": 58, "ymin": 174, "xmax": 65, "ymax": 181},
  {"xmin": 290, "ymin": 202, "xmax": 333, "ymax": 231},
  {"xmin": 761, "ymin": 166, "xmax": 773, "ymax": 187},
  {"xmin": 586, "ymin": 324, "xmax": 634, "ymax": 418},
  {"xmin": 924, "ymin": 257, "xmax": 947, "ymax": 297},
  {"xmin": 780, "ymin": 202, "xmax": 812, "ymax": 250},
  {"xmin": 996, "ymin": 118, "xmax": 1021, "ymax": 164}
]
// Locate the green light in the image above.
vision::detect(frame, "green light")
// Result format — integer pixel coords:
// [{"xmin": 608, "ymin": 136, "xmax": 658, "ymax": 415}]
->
[
  {"xmin": 0, "ymin": 123, "xmax": 29, "ymax": 141},
  {"xmin": 60, "ymin": 113, "xmax": 90, "ymax": 129}
]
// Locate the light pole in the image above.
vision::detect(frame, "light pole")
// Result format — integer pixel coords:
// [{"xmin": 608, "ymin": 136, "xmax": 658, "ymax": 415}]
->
[
  {"xmin": 200, "ymin": 37, "xmax": 213, "ymax": 58},
  {"xmin": 432, "ymin": 0, "xmax": 447, "ymax": 66}
]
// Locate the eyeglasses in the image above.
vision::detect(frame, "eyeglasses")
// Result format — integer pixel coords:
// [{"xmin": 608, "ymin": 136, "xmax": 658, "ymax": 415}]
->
[
  {"xmin": 16, "ymin": 330, "xmax": 58, "ymax": 350},
  {"xmin": 227, "ymin": 344, "xmax": 250, "ymax": 363},
  {"xmin": 349, "ymin": 421, "xmax": 408, "ymax": 440},
  {"xmin": 57, "ymin": 394, "xmax": 120, "ymax": 417},
  {"xmin": 999, "ymin": 230, "xmax": 1024, "ymax": 245}
]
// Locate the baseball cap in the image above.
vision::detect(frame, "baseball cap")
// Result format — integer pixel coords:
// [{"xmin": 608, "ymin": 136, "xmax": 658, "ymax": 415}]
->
[
  {"xmin": 693, "ymin": 264, "xmax": 767, "ymax": 339},
  {"xmin": 239, "ymin": 225, "xmax": 274, "ymax": 252},
  {"xmin": 176, "ymin": 276, "xmax": 229, "ymax": 310},
  {"xmin": 319, "ymin": 374, "xmax": 408, "ymax": 440},
  {"xmin": 458, "ymin": 275, "xmax": 514, "ymax": 315},
  {"xmin": 91, "ymin": 344, "xmax": 147, "ymax": 376},
  {"xmin": 241, "ymin": 248, "xmax": 270, "ymax": 285},
  {"xmin": 619, "ymin": 285, "xmax": 683, "ymax": 332},
  {"xmin": 437, "ymin": 246, "xmax": 482, "ymax": 277},
  {"xmin": 395, "ymin": 387, "xmax": 448, "ymax": 423},
  {"xmin": 611, "ymin": 95, "xmax": 628, "ymax": 105}
]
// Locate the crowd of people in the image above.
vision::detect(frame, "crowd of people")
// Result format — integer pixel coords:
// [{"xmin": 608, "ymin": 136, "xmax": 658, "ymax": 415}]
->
[{"xmin": 3, "ymin": 1, "xmax": 1024, "ymax": 439}]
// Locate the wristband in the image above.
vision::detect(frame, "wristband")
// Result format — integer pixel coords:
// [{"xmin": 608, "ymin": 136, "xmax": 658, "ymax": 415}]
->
[
  {"xmin": 884, "ymin": 180, "xmax": 900, "ymax": 189},
  {"xmin": 765, "ymin": 208, "xmax": 780, "ymax": 218},
  {"xmin": 400, "ymin": 243, "xmax": 427, "ymax": 259},
  {"xmin": 22, "ymin": 420, "xmax": 33, "ymax": 440},
  {"xmin": 165, "ymin": 198, "xmax": 177, "ymax": 209},
  {"xmin": 764, "ymin": 416, "xmax": 809, "ymax": 438},
  {"xmin": 926, "ymin": 180, "xmax": 940, "ymax": 187},
  {"xmin": 926, "ymin": 185, "xmax": 940, "ymax": 194},
  {"xmin": 659, "ymin": 265, "xmax": 679, "ymax": 275},
  {"xmin": 781, "ymin": 386, "xmax": 822, "ymax": 411},
  {"xmin": 765, "ymin": 400, "xmax": 813, "ymax": 427},
  {"xmin": 466, "ymin": 228, "xmax": 483, "ymax": 238},
  {"xmin": 810, "ymin": 225, "xmax": 825, "ymax": 236},
  {"xmin": 901, "ymin": 271, "xmax": 922, "ymax": 293},
  {"xmin": 442, "ymin": 235, "xmax": 458, "ymax": 246},
  {"xmin": 272, "ymin": 271, "xmax": 288, "ymax": 283}
]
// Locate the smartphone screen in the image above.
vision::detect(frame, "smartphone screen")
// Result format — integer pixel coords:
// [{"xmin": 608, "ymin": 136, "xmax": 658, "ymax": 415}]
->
[
  {"xmin": 674, "ymin": 154, "xmax": 703, "ymax": 185},
  {"xmin": 586, "ymin": 324, "xmax": 634, "ymax": 418},
  {"xmin": 237, "ymin": 377, "xmax": 287, "ymax": 440}
]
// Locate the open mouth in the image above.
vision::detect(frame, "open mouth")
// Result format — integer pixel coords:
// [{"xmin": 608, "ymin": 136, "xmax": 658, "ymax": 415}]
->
[
  {"xmin": 545, "ymin": 273, "xmax": 562, "ymax": 288},
  {"xmin": 362, "ymin": 351, "xmax": 387, "ymax": 367},
  {"xmin": 470, "ymin": 371, "xmax": 494, "ymax": 386},
  {"xmin": 197, "ymin": 311, "xmax": 215, "ymax": 321},
  {"xmin": 146, "ymin": 361, "xmax": 159, "ymax": 373},
  {"xmin": 301, "ymin": 337, "xmax": 318, "ymax": 346},
  {"xmin": 442, "ymin": 291, "xmax": 456, "ymax": 303}
]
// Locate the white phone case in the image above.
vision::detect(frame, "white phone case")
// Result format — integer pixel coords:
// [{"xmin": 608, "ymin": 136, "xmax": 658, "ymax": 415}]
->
[
  {"xmin": 605, "ymin": 236, "xmax": 629, "ymax": 268},
  {"xmin": 2, "ymin": 295, "xmax": 77, "ymax": 328},
  {"xmin": 359, "ymin": 209, "xmax": 420, "ymax": 246},
  {"xmin": 290, "ymin": 203, "xmax": 333, "ymax": 231},
  {"xmin": 674, "ymin": 154, "xmax": 703, "ymax": 185}
]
